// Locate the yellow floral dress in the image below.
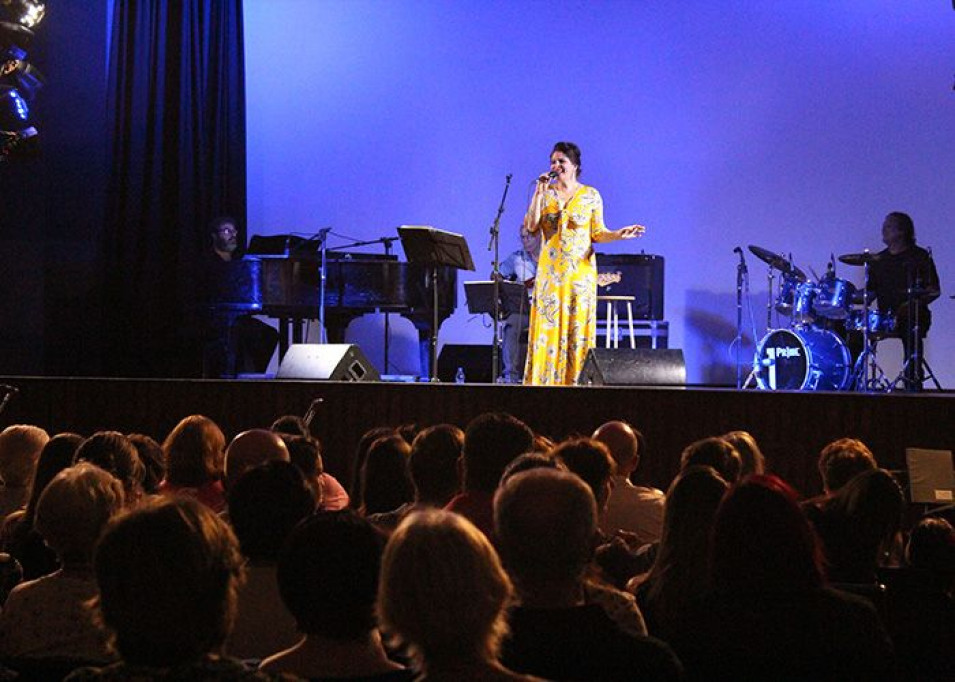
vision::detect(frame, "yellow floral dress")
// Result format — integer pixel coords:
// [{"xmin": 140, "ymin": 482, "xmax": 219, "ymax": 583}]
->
[{"xmin": 524, "ymin": 185, "xmax": 615, "ymax": 385}]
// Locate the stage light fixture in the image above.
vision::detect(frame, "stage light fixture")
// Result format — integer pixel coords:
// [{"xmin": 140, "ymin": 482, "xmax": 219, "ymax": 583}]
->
[{"xmin": 1, "ymin": 1, "xmax": 45, "ymax": 29}]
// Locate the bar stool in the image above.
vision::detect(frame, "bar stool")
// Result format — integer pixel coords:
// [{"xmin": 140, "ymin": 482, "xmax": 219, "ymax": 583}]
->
[{"xmin": 597, "ymin": 295, "xmax": 636, "ymax": 349}]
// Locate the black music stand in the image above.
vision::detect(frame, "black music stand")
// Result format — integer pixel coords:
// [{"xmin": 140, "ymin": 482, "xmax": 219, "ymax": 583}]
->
[
  {"xmin": 398, "ymin": 226, "xmax": 475, "ymax": 381},
  {"xmin": 464, "ymin": 280, "xmax": 527, "ymax": 317}
]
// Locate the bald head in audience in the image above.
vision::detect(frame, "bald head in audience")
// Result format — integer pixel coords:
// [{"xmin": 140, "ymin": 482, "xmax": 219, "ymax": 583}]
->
[
  {"xmin": 592, "ymin": 421, "xmax": 639, "ymax": 478},
  {"xmin": 224, "ymin": 429, "xmax": 289, "ymax": 490}
]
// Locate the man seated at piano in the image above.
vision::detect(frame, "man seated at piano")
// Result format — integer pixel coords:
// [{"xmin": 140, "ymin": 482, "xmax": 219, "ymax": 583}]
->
[
  {"xmin": 201, "ymin": 217, "xmax": 278, "ymax": 378},
  {"xmin": 497, "ymin": 224, "xmax": 541, "ymax": 383}
]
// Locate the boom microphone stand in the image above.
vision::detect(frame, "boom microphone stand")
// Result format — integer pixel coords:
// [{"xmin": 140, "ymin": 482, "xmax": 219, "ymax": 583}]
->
[{"xmin": 487, "ymin": 173, "xmax": 513, "ymax": 383}]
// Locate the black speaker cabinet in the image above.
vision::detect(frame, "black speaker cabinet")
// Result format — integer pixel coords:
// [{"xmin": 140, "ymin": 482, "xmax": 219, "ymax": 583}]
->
[
  {"xmin": 576, "ymin": 348, "xmax": 685, "ymax": 386},
  {"xmin": 437, "ymin": 344, "xmax": 494, "ymax": 383},
  {"xmin": 276, "ymin": 344, "xmax": 380, "ymax": 381},
  {"xmin": 596, "ymin": 253, "xmax": 664, "ymax": 320}
]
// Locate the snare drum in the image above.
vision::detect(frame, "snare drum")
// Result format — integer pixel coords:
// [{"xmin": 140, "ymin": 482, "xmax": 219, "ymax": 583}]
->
[
  {"xmin": 814, "ymin": 276, "xmax": 855, "ymax": 320},
  {"xmin": 846, "ymin": 309, "xmax": 897, "ymax": 338},
  {"xmin": 754, "ymin": 327, "xmax": 851, "ymax": 391}
]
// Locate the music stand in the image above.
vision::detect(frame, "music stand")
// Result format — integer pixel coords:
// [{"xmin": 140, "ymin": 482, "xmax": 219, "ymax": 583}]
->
[
  {"xmin": 464, "ymin": 280, "xmax": 527, "ymax": 317},
  {"xmin": 398, "ymin": 226, "xmax": 475, "ymax": 381}
]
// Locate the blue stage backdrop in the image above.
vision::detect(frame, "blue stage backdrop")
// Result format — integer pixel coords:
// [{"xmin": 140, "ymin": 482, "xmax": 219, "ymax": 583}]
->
[{"xmin": 244, "ymin": 1, "xmax": 955, "ymax": 385}]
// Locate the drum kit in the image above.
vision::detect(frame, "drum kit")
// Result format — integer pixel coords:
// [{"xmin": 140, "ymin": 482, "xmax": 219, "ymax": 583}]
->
[{"xmin": 746, "ymin": 245, "xmax": 894, "ymax": 392}]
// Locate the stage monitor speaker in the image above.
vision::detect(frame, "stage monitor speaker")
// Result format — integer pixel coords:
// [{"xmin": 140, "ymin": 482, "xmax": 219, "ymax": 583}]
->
[
  {"xmin": 576, "ymin": 348, "xmax": 685, "ymax": 386},
  {"xmin": 276, "ymin": 344, "xmax": 380, "ymax": 382},
  {"xmin": 437, "ymin": 344, "xmax": 494, "ymax": 383}
]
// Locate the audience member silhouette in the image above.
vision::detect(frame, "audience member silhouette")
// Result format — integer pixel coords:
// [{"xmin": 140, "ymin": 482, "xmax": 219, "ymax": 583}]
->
[
  {"xmin": 816, "ymin": 437, "xmax": 877, "ymax": 495},
  {"xmin": 0, "ymin": 424, "xmax": 49, "ymax": 524},
  {"xmin": 2, "ymin": 433, "xmax": 81, "ymax": 580},
  {"xmin": 721, "ymin": 430, "xmax": 765, "ymax": 479},
  {"xmin": 552, "ymin": 438, "xmax": 616, "ymax": 518},
  {"xmin": 367, "ymin": 424, "xmax": 463, "ymax": 531},
  {"xmin": 351, "ymin": 427, "xmax": 398, "ymax": 509},
  {"xmin": 446, "ymin": 412, "xmax": 534, "ymax": 538},
  {"xmin": 809, "ymin": 468, "xmax": 905, "ymax": 585},
  {"xmin": 73, "ymin": 432, "xmax": 145, "ymax": 509},
  {"xmin": 635, "ymin": 465, "xmax": 728, "ymax": 642},
  {"xmin": 270, "ymin": 414, "xmax": 350, "ymax": 510},
  {"xmin": 884, "ymin": 517, "xmax": 955, "ymax": 682},
  {"xmin": 127, "ymin": 433, "xmax": 165, "ymax": 495},
  {"xmin": 66, "ymin": 497, "xmax": 286, "ymax": 680},
  {"xmin": 0, "ymin": 463, "xmax": 123, "ymax": 666},
  {"xmin": 226, "ymin": 461, "xmax": 317, "ymax": 662},
  {"xmin": 671, "ymin": 475, "xmax": 895, "ymax": 682},
  {"xmin": 158, "ymin": 415, "xmax": 227, "ymax": 512},
  {"xmin": 495, "ymin": 469, "xmax": 682, "ymax": 682},
  {"xmin": 260, "ymin": 510, "xmax": 413, "ymax": 680},
  {"xmin": 223, "ymin": 429, "xmax": 290, "ymax": 493},
  {"xmin": 678, "ymin": 437, "xmax": 740, "ymax": 484},
  {"xmin": 594, "ymin": 421, "xmax": 665, "ymax": 545},
  {"xmin": 378, "ymin": 509, "xmax": 540, "ymax": 681},
  {"xmin": 359, "ymin": 435, "xmax": 414, "ymax": 516}
]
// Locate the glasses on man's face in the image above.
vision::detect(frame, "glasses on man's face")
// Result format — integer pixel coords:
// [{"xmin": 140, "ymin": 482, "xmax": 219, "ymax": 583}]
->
[{"xmin": 217, "ymin": 226, "xmax": 237, "ymax": 236}]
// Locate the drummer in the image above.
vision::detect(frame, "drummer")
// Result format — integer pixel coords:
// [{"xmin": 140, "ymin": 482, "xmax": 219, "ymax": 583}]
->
[{"xmin": 867, "ymin": 212, "xmax": 940, "ymax": 390}]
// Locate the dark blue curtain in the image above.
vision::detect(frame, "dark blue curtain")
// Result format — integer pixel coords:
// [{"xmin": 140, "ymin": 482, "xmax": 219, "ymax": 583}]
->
[{"xmin": 103, "ymin": 0, "xmax": 246, "ymax": 376}]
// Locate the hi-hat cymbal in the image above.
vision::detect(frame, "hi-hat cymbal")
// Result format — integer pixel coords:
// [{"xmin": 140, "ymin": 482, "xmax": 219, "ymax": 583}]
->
[
  {"xmin": 747, "ymin": 245, "xmax": 806, "ymax": 280},
  {"xmin": 838, "ymin": 251, "xmax": 882, "ymax": 266}
]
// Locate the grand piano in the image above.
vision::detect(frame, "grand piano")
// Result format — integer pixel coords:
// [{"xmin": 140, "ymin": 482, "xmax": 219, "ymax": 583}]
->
[{"xmin": 214, "ymin": 249, "xmax": 457, "ymax": 377}]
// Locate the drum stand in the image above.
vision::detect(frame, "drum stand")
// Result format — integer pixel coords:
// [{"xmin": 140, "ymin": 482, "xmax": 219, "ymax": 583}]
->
[
  {"xmin": 849, "ymin": 262, "xmax": 889, "ymax": 392},
  {"xmin": 889, "ymin": 278, "xmax": 941, "ymax": 392}
]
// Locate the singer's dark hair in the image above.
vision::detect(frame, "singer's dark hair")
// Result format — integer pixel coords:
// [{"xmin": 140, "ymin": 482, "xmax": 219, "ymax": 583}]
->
[
  {"xmin": 885, "ymin": 212, "xmax": 915, "ymax": 246},
  {"xmin": 552, "ymin": 141, "xmax": 581, "ymax": 177}
]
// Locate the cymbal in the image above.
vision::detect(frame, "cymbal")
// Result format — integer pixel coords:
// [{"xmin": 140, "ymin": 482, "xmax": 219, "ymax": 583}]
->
[
  {"xmin": 747, "ymin": 245, "xmax": 806, "ymax": 280},
  {"xmin": 838, "ymin": 251, "xmax": 882, "ymax": 266}
]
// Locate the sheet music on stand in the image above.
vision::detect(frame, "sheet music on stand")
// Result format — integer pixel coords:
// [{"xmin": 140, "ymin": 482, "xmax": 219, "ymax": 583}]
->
[
  {"xmin": 398, "ymin": 226, "xmax": 475, "ymax": 381},
  {"xmin": 464, "ymin": 280, "xmax": 527, "ymax": 317}
]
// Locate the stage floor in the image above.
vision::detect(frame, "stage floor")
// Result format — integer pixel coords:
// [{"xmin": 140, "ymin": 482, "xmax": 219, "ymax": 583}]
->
[{"xmin": 1, "ymin": 376, "xmax": 952, "ymax": 498}]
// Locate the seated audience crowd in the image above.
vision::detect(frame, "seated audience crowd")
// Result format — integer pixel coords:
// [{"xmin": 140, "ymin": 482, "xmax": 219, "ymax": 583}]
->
[{"xmin": 0, "ymin": 413, "xmax": 950, "ymax": 682}]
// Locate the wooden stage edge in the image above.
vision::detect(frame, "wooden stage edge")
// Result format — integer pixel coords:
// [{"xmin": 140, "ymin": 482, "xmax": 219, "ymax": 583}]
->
[{"xmin": 1, "ymin": 376, "xmax": 953, "ymax": 498}]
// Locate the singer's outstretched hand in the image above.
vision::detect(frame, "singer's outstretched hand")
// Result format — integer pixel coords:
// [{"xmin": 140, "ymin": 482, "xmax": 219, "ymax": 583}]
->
[{"xmin": 616, "ymin": 224, "xmax": 646, "ymax": 240}]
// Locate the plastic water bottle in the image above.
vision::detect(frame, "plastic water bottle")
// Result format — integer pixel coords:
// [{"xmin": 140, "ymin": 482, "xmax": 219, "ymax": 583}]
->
[{"xmin": 454, "ymin": 366, "xmax": 466, "ymax": 384}]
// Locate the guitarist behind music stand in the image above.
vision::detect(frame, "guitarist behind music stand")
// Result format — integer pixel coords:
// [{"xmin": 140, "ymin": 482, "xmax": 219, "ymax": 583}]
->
[{"xmin": 867, "ymin": 212, "xmax": 941, "ymax": 391}]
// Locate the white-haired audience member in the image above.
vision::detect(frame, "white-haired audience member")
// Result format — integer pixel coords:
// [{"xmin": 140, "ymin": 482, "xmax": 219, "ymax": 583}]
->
[
  {"xmin": 378, "ymin": 509, "xmax": 542, "ymax": 681},
  {"xmin": 0, "ymin": 463, "xmax": 123, "ymax": 665},
  {"xmin": 0, "ymin": 424, "xmax": 49, "ymax": 524},
  {"xmin": 494, "ymin": 468, "xmax": 682, "ymax": 682}
]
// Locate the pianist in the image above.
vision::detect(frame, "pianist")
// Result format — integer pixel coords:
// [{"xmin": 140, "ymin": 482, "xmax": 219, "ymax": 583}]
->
[{"xmin": 201, "ymin": 217, "xmax": 277, "ymax": 378}]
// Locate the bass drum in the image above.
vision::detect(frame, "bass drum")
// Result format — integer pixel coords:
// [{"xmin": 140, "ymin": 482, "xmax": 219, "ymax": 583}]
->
[{"xmin": 755, "ymin": 327, "xmax": 851, "ymax": 391}]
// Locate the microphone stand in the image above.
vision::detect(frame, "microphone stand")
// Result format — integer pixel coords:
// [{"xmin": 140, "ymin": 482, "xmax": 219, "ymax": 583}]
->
[
  {"xmin": 289, "ymin": 228, "xmax": 332, "ymax": 345},
  {"xmin": 338, "ymin": 235, "xmax": 400, "ymax": 372},
  {"xmin": 318, "ymin": 228, "xmax": 331, "ymax": 343},
  {"xmin": 734, "ymin": 249, "xmax": 747, "ymax": 388},
  {"xmin": 488, "ymin": 173, "xmax": 513, "ymax": 383}
]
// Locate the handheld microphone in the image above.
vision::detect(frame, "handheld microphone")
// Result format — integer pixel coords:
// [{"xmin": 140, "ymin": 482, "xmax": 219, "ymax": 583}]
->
[{"xmin": 538, "ymin": 170, "xmax": 559, "ymax": 183}]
